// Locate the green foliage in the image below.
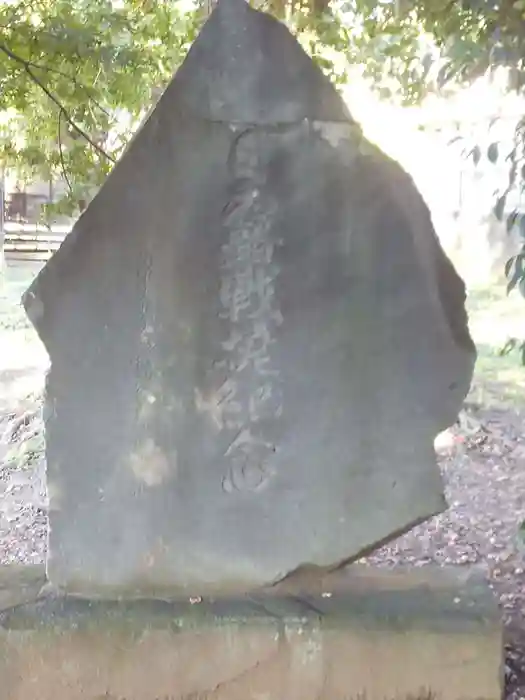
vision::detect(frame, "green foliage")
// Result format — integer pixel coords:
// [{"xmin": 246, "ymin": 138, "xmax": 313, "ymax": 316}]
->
[
  {"xmin": 449, "ymin": 107, "xmax": 525, "ymax": 361},
  {"xmin": 499, "ymin": 336, "xmax": 525, "ymax": 366},
  {"xmin": 1, "ymin": 0, "xmax": 525, "ymax": 217},
  {"xmin": 478, "ymin": 118, "xmax": 525, "ymax": 306},
  {"xmin": 0, "ymin": 0, "xmax": 203, "ymax": 212},
  {"xmin": 0, "ymin": 1, "xmax": 346, "ymax": 212},
  {"xmin": 0, "ymin": 0, "xmax": 477, "ymax": 210}
]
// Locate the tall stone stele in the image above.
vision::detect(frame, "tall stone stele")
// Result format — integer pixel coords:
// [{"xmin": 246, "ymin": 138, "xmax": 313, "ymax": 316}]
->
[{"xmin": 23, "ymin": 0, "xmax": 475, "ymax": 597}]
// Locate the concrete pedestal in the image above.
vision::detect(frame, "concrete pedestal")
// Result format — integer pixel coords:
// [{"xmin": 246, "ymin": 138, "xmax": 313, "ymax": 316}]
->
[{"xmin": 0, "ymin": 564, "xmax": 502, "ymax": 700}]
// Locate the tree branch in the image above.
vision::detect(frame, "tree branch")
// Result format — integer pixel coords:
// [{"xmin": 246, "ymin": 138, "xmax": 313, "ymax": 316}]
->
[
  {"xmin": 0, "ymin": 42, "xmax": 116, "ymax": 163},
  {"xmin": 57, "ymin": 109, "xmax": 73, "ymax": 198},
  {"xmin": 21, "ymin": 56, "xmax": 113, "ymax": 120}
]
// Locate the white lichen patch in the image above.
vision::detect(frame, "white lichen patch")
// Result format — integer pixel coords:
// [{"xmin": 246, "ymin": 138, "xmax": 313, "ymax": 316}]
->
[
  {"xmin": 128, "ymin": 438, "xmax": 173, "ymax": 486},
  {"xmin": 311, "ymin": 119, "xmax": 375, "ymax": 162},
  {"xmin": 46, "ymin": 479, "xmax": 63, "ymax": 510},
  {"xmin": 312, "ymin": 120, "xmax": 356, "ymax": 149},
  {"xmin": 137, "ymin": 389, "xmax": 158, "ymax": 424},
  {"xmin": 194, "ymin": 387, "xmax": 224, "ymax": 431}
]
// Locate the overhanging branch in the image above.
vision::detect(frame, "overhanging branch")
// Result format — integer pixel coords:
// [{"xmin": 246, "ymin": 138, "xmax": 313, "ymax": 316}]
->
[
  {"xmin": 57, "ymin": 109, "xmax": 73, "ymax": 198},
  {"xmin": 0, "ymin": 42, "xmax": 116, "ymax": 163},
  {"xmin": 21, "ymin": 56, "xmax": 113, "ymax": 120}
]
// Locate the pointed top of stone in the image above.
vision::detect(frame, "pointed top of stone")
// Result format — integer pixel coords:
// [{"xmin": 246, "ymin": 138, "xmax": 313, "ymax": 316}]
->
[
  {"xmin": 214, "ymin": 0, "xmax": 245, "ymax": 9},
  {"xmin": 168, "ymin": 0, "xmax": 352, "ymax": 124}
]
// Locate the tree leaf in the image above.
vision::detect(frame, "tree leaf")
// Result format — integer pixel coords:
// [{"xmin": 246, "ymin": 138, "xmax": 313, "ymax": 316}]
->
[
  {"xmin": 494, "ymin": 194, "xmax": 507, "ymax": 221},
  {"xmin": 507, "ymin": 254, "xmax": 525, "ymax": 293},
  {"xmin": 520, "ymin": 215, "xmax": 525, "ymax": 239},
  {"xmin": 505, "ymin": 255, "xmax": 516, "ymax": 278},
  {"xmin": 507, "ymin": 210, "xmax": 519, "ymax": 232},
  {"xmin": 499, "ymin": 337, "xmax": 518, "ymax": 356},
  {"xmin": 487, "ymin": 142, "xmax": 499, "ymax": 163}
]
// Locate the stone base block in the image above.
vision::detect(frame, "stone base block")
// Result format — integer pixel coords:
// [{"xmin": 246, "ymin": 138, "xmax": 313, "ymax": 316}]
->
[{"xmin": 0, "ymin": 564, "xmax": 502, "ymax": 700}]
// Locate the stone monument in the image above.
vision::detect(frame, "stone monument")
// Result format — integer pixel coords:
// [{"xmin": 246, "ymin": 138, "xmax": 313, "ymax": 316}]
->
[
  {"xmin": 22, "ymin": 0, "xmax": 476, "ymax": 598},
  {"xmin": 0, "ymin": 1, "xmax": 502, "ymax": 699}
]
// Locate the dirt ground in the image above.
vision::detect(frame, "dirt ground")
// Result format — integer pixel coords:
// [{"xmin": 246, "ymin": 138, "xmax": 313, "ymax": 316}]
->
[{"xmin": 1, "ymin": 259, "xmax": 525, "ymax": 696}]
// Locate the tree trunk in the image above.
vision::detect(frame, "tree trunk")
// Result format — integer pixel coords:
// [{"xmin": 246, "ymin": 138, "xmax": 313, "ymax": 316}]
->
[{"xmin": 311, "ymin": 0, "xmax": 328, "ymax": 15}]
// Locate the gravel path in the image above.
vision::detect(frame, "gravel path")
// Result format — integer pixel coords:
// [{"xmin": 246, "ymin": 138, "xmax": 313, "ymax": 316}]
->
[{"xmin": 369, "ymin": 403, "xmax": 525, "ymax": 631}]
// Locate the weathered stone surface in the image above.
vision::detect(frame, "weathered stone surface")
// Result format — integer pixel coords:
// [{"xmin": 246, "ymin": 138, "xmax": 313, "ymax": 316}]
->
[
  {"xmin": 23, "ymin": 0, "xmax": 475, "ymax": 596},
  {"xmin": 0, "ymin": 564, "xmax": 46, "ymax": 612},
  {"xmin": 0, "ymin": 564, "xmax": 502, "ymax": 700}
]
